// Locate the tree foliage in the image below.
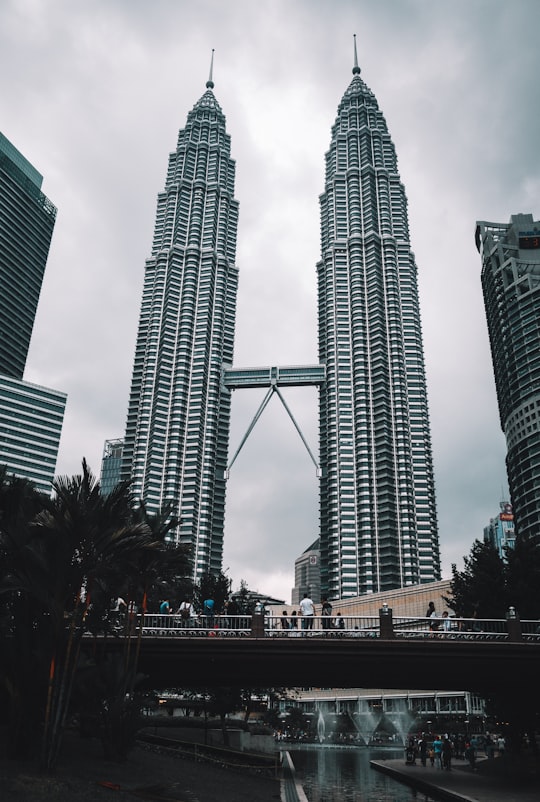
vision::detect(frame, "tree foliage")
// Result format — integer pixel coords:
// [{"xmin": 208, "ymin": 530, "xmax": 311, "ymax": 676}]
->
[
  {"xmin": 447, "ymin": 535, "xmax": 540, "ymax": 620},
  {"xmin": 129, "ymin": 499, "xmax": 193, "ymax": 613},
  {"xmin": 504, "ymin": 533, "xmax": 540, "ymax": 619},
  {"xmin": 233, "ymin": 579, "xmax": 258, "ymax": 614},
  {"xmin": 0, "ymin": 460, "xmax": 192, "ymax": 767},
  {"xmin": 446, "ymin": 539, "xmax": 508, "ymax": 618},
  {"xmin": 194, "ymin": 570, "xmax": 230, "ymax": 613}
]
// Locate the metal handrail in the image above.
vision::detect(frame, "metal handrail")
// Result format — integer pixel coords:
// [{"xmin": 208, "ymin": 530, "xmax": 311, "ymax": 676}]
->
[
  {"xmin": 265, "ymin": 614, "xmax": 380, "ymax": 636},
  {"xmin": 393, "ymin": 616, "xmax": 510, "ymax": 640},
  {"xmin": 98, "ymin": 612, "xmax": 537, "ymax": 642}
]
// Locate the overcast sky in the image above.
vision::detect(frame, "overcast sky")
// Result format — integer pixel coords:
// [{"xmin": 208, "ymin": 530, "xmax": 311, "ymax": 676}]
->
[{"xmin": 2, "ymin": 0, "xmax": 539, "ymax": 603}]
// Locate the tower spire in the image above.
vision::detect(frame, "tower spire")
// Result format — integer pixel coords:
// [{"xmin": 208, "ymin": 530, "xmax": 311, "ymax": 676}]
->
[
  {"xmin": 206, "ymin": 48, "xmax": 215, "ymax": 89},
  {"xmin": 352, "ymin": 34, "xmax": 360, "ymax": 75}
]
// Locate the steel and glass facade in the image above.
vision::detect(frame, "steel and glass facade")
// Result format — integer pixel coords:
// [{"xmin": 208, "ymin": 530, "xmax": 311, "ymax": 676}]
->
[
  {"xmin": 317, "ymin": 54, "xmax": 439, "ymax": 598},
  {"xmin": 0, "ymin": 132, "xmax": 57, "ymax": 379},
  {"xmin": 0, "ymin": 132, "xmax": 64, "ymax": 494},
  {"xmin": 483, "ymin": 502, "xmax": 515, "ymax": 560},
  {"xmin": 122, "ymin": 78, "xmax": 239, "ymax": 577},
  {"xmin": 0, "ymin": 375, "xmax": 66, "ymax": 495},
  {"xmin": 476, "ymin": 213, "xmax": 540, "ymax": 541},
  {"xmin": 122, "ymin": 53, "xmax": 441, "ymax": 594},
  {"xmin": 100, "ymin": 438, "xmax": 124, "ymax": 497}
]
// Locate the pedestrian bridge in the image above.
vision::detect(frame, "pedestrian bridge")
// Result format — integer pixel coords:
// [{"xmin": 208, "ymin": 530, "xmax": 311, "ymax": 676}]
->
[{"xmin": 89, "ymin": 611, "xmax": 540, "ymax": 698}]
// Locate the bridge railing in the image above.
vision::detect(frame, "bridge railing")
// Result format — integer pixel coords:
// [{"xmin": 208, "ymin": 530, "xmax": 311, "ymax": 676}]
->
[
  {"xmin": 265, "ymin": 615, "xmax": 380, "ymax": 637},
  {"xmin": 135, "ymin": 610, "xmax": 537, "ymax": 641},
  {"xmin": 521, "ymin": 620, "xmax": 540, "ymax": 641},
  {"xmin": 141, "ymin": 613, "xmax": 253, "ymax": 636},
  {"xmin": 392, "ymin": 616, "xmax": 509, "ymax": 640}
]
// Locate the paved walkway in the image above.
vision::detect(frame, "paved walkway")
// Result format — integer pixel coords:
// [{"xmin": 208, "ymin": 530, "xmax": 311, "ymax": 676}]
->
[{"xmin": 371, "ymin": 755, "xmax": 540, "ymax": 802}]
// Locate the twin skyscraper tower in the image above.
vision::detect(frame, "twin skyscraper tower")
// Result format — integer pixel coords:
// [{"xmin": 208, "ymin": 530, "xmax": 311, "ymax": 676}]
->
[{"xmin": 119, "ymin": 44, "xmax": 441, "ymax": 601}]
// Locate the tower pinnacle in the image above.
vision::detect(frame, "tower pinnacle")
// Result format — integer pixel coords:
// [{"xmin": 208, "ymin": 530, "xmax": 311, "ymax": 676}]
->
[
  {"xmin": 352, "ymin": 34, "xmax": 360, "ymax": 75},
  {"xmin": 206, "ymin": 48, "xmax": 215, "ymax": 89}
]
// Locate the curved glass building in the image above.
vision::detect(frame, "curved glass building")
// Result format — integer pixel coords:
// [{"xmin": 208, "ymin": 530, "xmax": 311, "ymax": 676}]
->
[
  {"xmin": 0, "ymin": 132, "xmax": 66, "ymax": 494},
  {"xmin": 476, "ymin": 213, "xmax": 540, "ymax": 541}
]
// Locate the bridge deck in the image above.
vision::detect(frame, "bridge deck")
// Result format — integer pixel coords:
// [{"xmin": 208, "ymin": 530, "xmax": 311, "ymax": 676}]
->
[
  {"xmin": 98, "ymin": 636, "xmax": 540, "ymax": 695},
  {"xmin": 87, "ymin": 616, "xmax": 540, "ymax": 698},
  {"xmin": 223, "ymin": 364, "xmax": 325, "ymax": 389}
]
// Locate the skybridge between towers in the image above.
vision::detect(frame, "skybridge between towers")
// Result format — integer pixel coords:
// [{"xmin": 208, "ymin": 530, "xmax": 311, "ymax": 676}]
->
[{"xmin": 222, "ymin": 364, "xmax": 326, "ymax": 478}]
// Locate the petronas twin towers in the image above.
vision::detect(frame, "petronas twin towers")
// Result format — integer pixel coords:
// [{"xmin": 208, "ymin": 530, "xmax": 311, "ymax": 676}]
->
[{"xmin": 121, "ymin": 44, "xmax": 440, "ymax": 600}]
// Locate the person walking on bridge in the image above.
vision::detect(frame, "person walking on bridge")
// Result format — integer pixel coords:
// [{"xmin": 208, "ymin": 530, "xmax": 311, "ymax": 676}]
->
[
  {"xmin": 177, "ymin": 599, "xmax": 195, "ymax": 626},
  {"xmin": 159, "ymin": 599, "xmax": 170, "ymax": 615},
  {"xmin": 321, "ymin": 597, "xmax": 333, "ymax": 630},
  {"xmin": 299, "ymin": 593, "xmax": 315, "ymax": 631}
]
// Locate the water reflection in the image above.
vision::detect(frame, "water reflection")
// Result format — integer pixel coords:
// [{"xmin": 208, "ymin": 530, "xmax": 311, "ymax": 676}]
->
[{"xmin": 289, "ymin": 746, "xmax": 437, "ymax": 802}]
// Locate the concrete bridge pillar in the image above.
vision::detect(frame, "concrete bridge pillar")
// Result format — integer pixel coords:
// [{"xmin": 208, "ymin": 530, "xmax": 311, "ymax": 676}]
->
[
  {"xmin": 506, "ymin": 606, "xmax": 522, "ymax": 642},
  {"xmin": 251, "ymin": 612, "xmax": 265, "ymax": 637},
  {"xmin": 379, "ymin": 603, "xmax": 394, "ymax": 639}
]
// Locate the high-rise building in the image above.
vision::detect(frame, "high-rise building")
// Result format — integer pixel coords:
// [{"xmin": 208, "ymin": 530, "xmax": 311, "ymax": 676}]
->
[
  {"xmin": 476, "ymin": 213, "xmax": 540, "ymax": 541},
  {"xmin": 483, "ymin": 502, "xmax": 515, "ymax": 560},
  {"xmin": 121, "ymin": 65, "xmax": 239, "ymax": 577},
  {"xmin": 100, "ymin": 438, "xmax": 124, "ymax": 497},
  {"xmin": 317, "ymin": 41, "xmax": 440, "ymax": 598},
  {"xmin": 121, "ymin": 46, "xmax": 441, "ymax": 596},
  {"xmin": 292, "ymin": 539, "xmax": 321, "ymax": 605},
  {"xmin": 0, "ymin": 375, "xmax": 66, "ymax": 495},
  {"xmin": 0, "ymin": 132, "xmax": 57, "ymax": 379},
  {"xmin": 0, "ymin": 131, "xmax": 66, "ymax": 493}
]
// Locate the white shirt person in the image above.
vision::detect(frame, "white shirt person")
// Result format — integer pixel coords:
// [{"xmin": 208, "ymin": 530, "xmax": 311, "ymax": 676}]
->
[{"xmin": 299, "ymin": 593, "xmax": 315, "ymax": 629}]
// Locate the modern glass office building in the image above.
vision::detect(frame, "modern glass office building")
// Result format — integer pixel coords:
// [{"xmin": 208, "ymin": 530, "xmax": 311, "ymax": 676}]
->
[
  {"xmin": 0, "ymin": 132, "xmax": 65, "ymax": 494},
  {"xmin": 0, "ymin": 132, "xmax": 57, "ymax": 379},
  {"xmin": 317, "ymin": 45, "xmax": 440, "ymax": 598},
  {"xmin": 0, "ymin": 375, "xmax": 66, "ymax": 495},
  {"xmin": 476, "ymin": 213, "xmax": 540, "ymax": 542},
  {"xmin": 483, "ymin": 502, "xmax": 515, "ymax": 560},
  {"xmin": 121, "ymin": 49, "xmax": 441, "ymax": 595},
  {"xmin": 100, "ymin": 438, "xmax": 124, "ymax": 497},
  {"xmin": 121, "ymin": 70, "xmax": 239, "ymax": 577}
]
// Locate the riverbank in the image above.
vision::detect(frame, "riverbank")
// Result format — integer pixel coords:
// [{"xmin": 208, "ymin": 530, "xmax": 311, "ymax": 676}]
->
[
  {"xmin": 0, "ymin": 730, "xmax": 281, "ymax": 801},
  {"xmin": 371, "ymin": 752, "xmax": 540, "ymax": 802}
]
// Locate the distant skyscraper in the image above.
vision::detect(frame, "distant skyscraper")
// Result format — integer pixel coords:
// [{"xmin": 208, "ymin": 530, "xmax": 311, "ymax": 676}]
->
[
  {"xmin": 483, "ymin": 502, "xmax": 515, "ymax": 560},
  {"xmin": 476, "ymin": 213, "xmax": 540, "ymax": 541},
  {"xmin": 317, "ymin": 41, "xmax": 440, "ymax": 598},
  {"xmin": 0, "ymin": 132, "xmax": 66, "ymax": 492},
  {"xmin": 100, "ymin": 438, "xmax": 124, "ymax": 497},
  {"xmin": 292, "ymin": 539, "xmax": 321, "ymax": 605},
  {"xmin": 121, "ymin": 64, "xmax": 239, "ymax": 577}
]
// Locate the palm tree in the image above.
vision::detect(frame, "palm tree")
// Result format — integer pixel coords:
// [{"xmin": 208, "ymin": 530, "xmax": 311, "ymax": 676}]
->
[
  {"xmin": 31, "ymin": 459, "xmax": 162, "ymax": 768},
  {"xmin": 0, "ymin": 459, "xmax": 194, "ymax": 768},
  {"xmin": 129, "ymin": 499, "xmax": 193, "ymax": 614},
  {"xmin": 0, "ymin": 467, "xmax": 47, "ymax": 757}
]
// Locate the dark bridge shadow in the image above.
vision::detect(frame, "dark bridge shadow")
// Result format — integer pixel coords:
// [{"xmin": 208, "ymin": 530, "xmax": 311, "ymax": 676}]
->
[{"xmin": 88, "ymin": 634, "xmax": 540, "ymax": 699}]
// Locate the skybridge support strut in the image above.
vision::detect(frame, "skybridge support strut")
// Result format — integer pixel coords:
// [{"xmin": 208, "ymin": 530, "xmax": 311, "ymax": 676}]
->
[{"xmin": 226, "ymin": 383, "xmax": 321, "ymax": 478}]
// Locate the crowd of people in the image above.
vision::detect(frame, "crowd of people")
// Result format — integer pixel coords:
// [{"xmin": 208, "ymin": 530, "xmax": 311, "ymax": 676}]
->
[
  {"xmin": 276, "ymin": 594, "xmax": 344, "ymax": 633},
  {"xmin": 139, "ymin": 592, "xmax": 347, "ymax": 633},
  {"xmin": 406, "ymin": 732, "xmax": 506, "ymax": 770},
  {"xmin": 112, "ymin": 594, "xmax": 488, "ymax": 636}
]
